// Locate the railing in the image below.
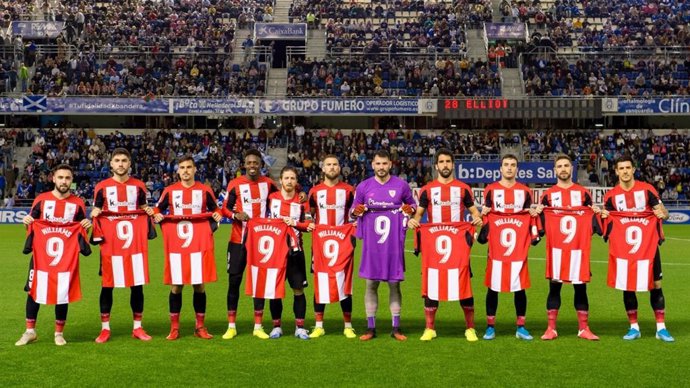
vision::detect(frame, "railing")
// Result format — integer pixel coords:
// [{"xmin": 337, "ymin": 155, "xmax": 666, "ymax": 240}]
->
[
  {"xmin": 327, "ymin": 46, "xmax": 467, "ymax": 60},
  {"xmin": 455, "ymin": 154, "xmax": 501, "ymax": 161}
]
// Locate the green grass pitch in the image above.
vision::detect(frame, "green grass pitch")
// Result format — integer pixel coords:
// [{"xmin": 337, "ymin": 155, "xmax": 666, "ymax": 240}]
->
[{"xmin": 1, "ymin": 224, "xmax": 689, "ymax": 386}]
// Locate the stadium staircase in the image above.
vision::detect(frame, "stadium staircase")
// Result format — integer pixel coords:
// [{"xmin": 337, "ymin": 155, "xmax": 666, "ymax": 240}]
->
[
  {"xmin": 267, "ymin": 145, "xmax": 288, "ymax": 179},
  {"xmin": 500, "ymin": 68, "xmax": 524, "ymax": 97},
  {"xmin": 273, "ymin": 0, "xmax": 290, "ymax": 23},
  {"xmin": 267, "ymin": 68, "xmax": 287, "ymax": 97},
  {"xmin": 11, "ymin": 146, "xmax": 33, "ymax": 173},
  {"xmin": 465, "ymin": 29, "xmax": 488, "ymax": 64}
]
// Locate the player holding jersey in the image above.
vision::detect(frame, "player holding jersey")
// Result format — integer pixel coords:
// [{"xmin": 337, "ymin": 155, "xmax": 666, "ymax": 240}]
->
[
  {"xmin": 153, "ymin": 156, "xmax": 222, "ymax": 340},
  {"xmin": 534, "ymin": 154, "xmax": 600, "ymax": 341},
  {"xmin": 91, "ymin": 148, "xmax": 155, "ymax": 343},
  {"xmin": 601, "ymin": 155, "xmax": 673, "ymax": 342},
  {"xmin": 352, "ymin": 150, "xmax": 416, "ymax": 341},
  {"xmin": 221, "ymin": 149, "xmax": 278, "ymax": 339},
  {"xmin": 307, "ymin": 155, "xmax": 357, "ymax": 339},
  {"xmin": 15, "ymin": 164, "xmax": 92, "ymax": 346},
  {"xmin": 262, "ymin": 166, "xmax": 310, "ymax": 340},
  {"xmin": 480, "ymin": 154, "xmax": 538, "ymax": 341},
  {"xmin": 407, "ymin": 149, "xmax": 482, "ymax": 342}
]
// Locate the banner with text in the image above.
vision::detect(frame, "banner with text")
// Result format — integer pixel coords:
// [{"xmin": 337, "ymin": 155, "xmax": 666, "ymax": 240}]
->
[
  {"xmin": 455, "ymin": 161, "xmax": 576, "ymax": 184},
  {"xmin": 12, "ymin": 21, "xmax": 65, "ymax": 39},
  {"xmin": 254, "ymin": 23, "xmax": 307, "ymax": 40},
  {"xmin": 614, "ymin": 98, "xmax": 690, "ymax": 115},
  {"xmin": 485, "ymin": 23, "xmax": 527, "ymax": 40},
  {"xmin": 171, "ymin": 99, "xmax": 255, "ymax": 115},
  {"xmin": 258, "ymin": 98, "xmax": 419, "ymax": 115},
  {"xmin": 0, "ymin": 97, "xmax": 169, "ymax": 114}
]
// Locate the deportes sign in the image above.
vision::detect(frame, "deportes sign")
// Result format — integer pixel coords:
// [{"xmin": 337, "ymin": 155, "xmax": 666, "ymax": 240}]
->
[
  {"xmin": 0, "ymin": 208, "xmax": 30, "ymax": 224},
  {"xmin": 455, "ymin": 161, "xmax": 577, "ymax": 184}
]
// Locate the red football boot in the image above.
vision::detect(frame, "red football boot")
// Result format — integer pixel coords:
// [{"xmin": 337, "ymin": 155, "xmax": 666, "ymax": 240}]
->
[
  {"xmin": 194, "ymin": 327, "xmax": 213, "ymax": 339},
  {"xmin": 541, "ymin": 327, "xmax": 558, "ymax": 340},
  {"xmin": 166, "ymin": 328, "xmax": 179, "ymax": 341},
  {"xmin": 132, "ymin": 327, "xmax": 152, "ymax": 341},
  {"xmin": 95, "ymin": 329, "xmax": 111, "ymax": 344},
  {"xmin": 578, "ymin": 327, "xmax": 599, "ymax": 341}
]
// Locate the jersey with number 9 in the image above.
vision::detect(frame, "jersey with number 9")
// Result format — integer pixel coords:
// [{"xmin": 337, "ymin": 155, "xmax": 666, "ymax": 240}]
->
[
  {"xmin": 244, "ymin": 218, "xmax": 297, "ymax": 299},
  {"xmin": 312, "ymin": 224, "xmax": 356, "ymax": 304},
  {"xmin": 24, "ymin": 220, "xmax": 91, "ymax": 304}
]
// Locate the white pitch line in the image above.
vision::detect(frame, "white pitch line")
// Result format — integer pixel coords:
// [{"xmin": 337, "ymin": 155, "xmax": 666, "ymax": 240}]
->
[
  {"xmin": 404, "ymin": 251, "xmax": 690, "ymax": 266},
  {"xmin": 665, "ymin": 237, "xmax": 690, "ymax": 242}
]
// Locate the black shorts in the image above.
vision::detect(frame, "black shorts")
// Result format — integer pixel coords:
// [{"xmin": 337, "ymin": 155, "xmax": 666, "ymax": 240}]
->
[
  {"xmin": 227, "ymin": 242, "xmax": 247, "ymax": 275},
  {"xmin": 287, "ymin": 250, "xmax": 308, "ymax": 289},
  {"xmin": 23, "ymin": 257, "xmax": 34, "ymax": 292},
  {"xmin": 653, "ymin": 249, "xmax": 662, "ymax": 281}
]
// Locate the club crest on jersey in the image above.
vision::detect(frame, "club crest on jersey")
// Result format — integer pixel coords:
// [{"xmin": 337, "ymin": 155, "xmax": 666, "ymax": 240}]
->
[{"xmin": 388, "ymin": 190, "xmax": 396, "ymax": 198}]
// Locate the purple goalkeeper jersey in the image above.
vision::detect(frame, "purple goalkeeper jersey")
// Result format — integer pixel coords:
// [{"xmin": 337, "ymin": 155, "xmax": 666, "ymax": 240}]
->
[{"xmin": 353, "ymin": 176, "xmax": 415, "ymax": 281}]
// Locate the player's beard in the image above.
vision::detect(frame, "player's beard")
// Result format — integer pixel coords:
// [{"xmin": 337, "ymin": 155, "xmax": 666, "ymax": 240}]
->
[
  {"xmin": 439, "ymin": 168, "xmax": 453, "ymax": 179},
  {"xmin": 324, "ymin": 171, "xmax": 340, "ymax": 181},
  {"xmin": 376, "ymin": 169, "xmax": 389, "ymax": 179},
  {"xmin": 56, "ymin": 184, "xmax": 70, "ymax": 194},
  {"xmin": 557, "ymin": 171, "xmax": 571, "ymax": 182}
]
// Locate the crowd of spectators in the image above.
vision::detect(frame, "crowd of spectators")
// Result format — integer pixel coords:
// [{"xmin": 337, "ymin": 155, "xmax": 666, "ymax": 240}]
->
[
  {"xmin": 291, "ymin": 0, "xmax": 492, "ymax": 29},
  {"xmin": 1, "ymin": 0, "xmax": 282, "ymax": 97},
  {"xmin": 24, "ymin": 52, "xmax": 267, "ymax": 97},
  {"xmin": 2, "ymin": 126, "xmax": 690, "ymax": 206},
  {"xmin": 287, "ymin": 56, "xmax": 501, "ymax": 97},
  {"xmin": 512, "ymin": 0, "xmax": 690, "ymax": 50},
  {"xmin": 284, "ymin": 127, "xmax": 501, "ymax": 191},
  {"xmin": 522, "ymin": 55, "xmax": 690, "ymax": 96},
  {"xmin": 599, "ymin": 128, "xmax": 690, "ymax": 200},
  {"xmin": 6, "ymin": 126, "xmax": 275, "ymax": 206}
]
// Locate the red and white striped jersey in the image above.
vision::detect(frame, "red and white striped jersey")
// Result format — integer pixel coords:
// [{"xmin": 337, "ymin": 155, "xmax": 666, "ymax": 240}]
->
[
  {"xmin": 268, "ymin": 191, "xmax": 307, "ymax": 249},
  {"xmin": 417, "ymin": 222, "xmax": 474, "ymax": 301},
  {"xmin": 92, "ymin": 212, "xmax": 152, "ymax": 287},
  {"xmin": 604, "ymin": 181, "xmax": 661, "ymax": 212},
  {"xmin": 540, "ymin": 184, "xmax": 592, "ymax": 208},
  {"xmin": 29, "ymin": 192, "xmax": 86, "ymax": 223},
  {"xmin": 160, "ymin": 214, "xmax": 217, "ymax": 285},
  {"xmin": 244, "ymin": 218, "xmax": 297, "ymax": 299},
  {"xmin": 604, "ymin": 211, "xmax": 662, "ymax": 292},
  {"xmin": 94, "ymin": 177, "xmax": 148, "ymax": 212},
  {"xmin": 308, "ymin": 182, "xmax": 355, "ymax": 226},
  {"xmin": 312, "ymin": 223, "xmax": 356, "ymax": 304},
  {"xmin": 418, "ymin": 180, "xmax": 475, "ymax": 223},
  {"xmin": 155, "ymin": 181, "xmax": 219, "ymax": 216},
  {"xmin": 484, "ymin": 181, "xmax": 532, "ymax": 213},
  {"xmin": 223, "ymin": 176, "xmax": 278, "ymax": 243},
  {"xmin": 542, "ymin": 207, "xmax": 598, "ymax": 283},
  {"xmin": 24, "ymin": 220, "xmax": 90, "ymax": 305},
  {"xmin": 479, "ymin": 211, "xmax": 539, "ymax": 292}
]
